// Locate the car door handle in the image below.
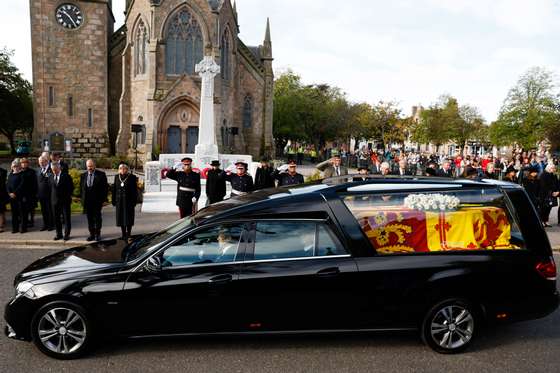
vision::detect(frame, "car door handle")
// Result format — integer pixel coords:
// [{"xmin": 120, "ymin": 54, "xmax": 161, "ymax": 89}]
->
[
  {"xmin": 208, "ymin": 274, "xmax": 233, "ymax": 284},
  {"xmin": 316, "ymin": 267, "xmax": 341, "ymax": 277}
]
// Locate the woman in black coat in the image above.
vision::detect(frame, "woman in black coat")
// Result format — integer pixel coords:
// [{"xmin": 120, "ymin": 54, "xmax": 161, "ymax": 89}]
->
[
  {"xmin": 522, "ymin": 166, "xmax": 541, "ymax": 217},
  {"xmin": 7, "ymin": 160, "xmax": 27, "ymax": 233},
  {"xmin": 538, "ymin": 164, "xmax": 559, "ymax": 227},
  {"xmin": 0, "ymin": 166, "xmax": 9, "ymax": 232},
  {"xmin": 112, "ymin": 162, "xmax": 138, "ymax": 240}
]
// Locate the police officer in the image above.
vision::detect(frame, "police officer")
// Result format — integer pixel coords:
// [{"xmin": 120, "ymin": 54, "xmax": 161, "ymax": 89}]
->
[
  {"xmin": 206, "ymin": 160, "xmax": 226, "ymax": 205},
  {"xmin": 166, "ymin": 157, "xmax": 201, "ymax": 218},
  {"xmin": 274, "ymin": 159, "xmax": 305, "ymax": 186},
  {"xmin": 226, "ymin": 162, "xmax": 254, "ymax": 197}
]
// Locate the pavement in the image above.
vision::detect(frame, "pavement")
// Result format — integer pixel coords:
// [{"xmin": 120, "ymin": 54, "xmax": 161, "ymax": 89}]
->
[{"xmin": 0, "ymin": 206, "xmax": 178, "ymax": 249}]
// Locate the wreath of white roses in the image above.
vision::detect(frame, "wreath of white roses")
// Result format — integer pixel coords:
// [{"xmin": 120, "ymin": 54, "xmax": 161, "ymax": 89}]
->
[{"xmin": 403, "ymin": 193, "xmax": 460, "ymax": 212}]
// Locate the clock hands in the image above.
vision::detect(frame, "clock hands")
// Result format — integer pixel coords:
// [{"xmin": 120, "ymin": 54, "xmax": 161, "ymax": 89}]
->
[{"xmin": 60, "ymin": 9, "xmax": 78, "ymax": 28}]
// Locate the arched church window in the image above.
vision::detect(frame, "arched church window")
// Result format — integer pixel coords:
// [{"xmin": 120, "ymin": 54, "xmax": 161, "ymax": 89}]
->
[
  {"xmin": 220, "ymin": 29, "xmax": 231, "ymax": 81},
  {"xmin": 242, "ymin": 94, "xmax": 253, "ymax": 128},
  {"xmin": 165, "ymin": 8, "xmax": 204, "ymax": 75},
  {"xmin": 135, "ymin": 20, "xmax": 148, "ymax": 76}
]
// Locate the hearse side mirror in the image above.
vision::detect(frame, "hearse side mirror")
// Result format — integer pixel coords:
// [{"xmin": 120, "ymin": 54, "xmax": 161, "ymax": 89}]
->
[{"xmin": 145, "ymin": 255, "xmax": 162, "ymax": 273}]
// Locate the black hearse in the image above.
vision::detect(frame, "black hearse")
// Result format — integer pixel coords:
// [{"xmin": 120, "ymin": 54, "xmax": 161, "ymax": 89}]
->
[{"xmin": 5, "ymin": 177, "xmax": 558, "ymax": 358}]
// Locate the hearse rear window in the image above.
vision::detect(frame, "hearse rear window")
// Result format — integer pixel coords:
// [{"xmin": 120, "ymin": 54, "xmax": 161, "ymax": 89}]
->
[{"xmin": 342, "ymin": 189, "xmax": 525, "ymax": 255}]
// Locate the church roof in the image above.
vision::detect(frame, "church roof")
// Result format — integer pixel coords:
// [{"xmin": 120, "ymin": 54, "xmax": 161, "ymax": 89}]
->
[
  {"xmin": 207, "ymin": 0, "xmax": 224, "ymax": 11},
  {"xmin": 247, "ymin": 46, "xmax": 262, "ymax": 61}
]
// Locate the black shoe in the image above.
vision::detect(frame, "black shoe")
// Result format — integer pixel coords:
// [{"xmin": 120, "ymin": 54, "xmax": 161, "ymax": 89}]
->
[
  {"xmin": 63, "ymin": 236, "xmax": 70, "ymax": 241},
  {"xmin": 95, "ymin": 235, "xmax": 101, "ymax": 242},
  {"xmin": 12, "ymin": 230, "xmax": 18, "ymax": 234},
  {"xmin": 20, "ymin": 230, "xmax": 27, "ymax": 234},
  {"xmin": 48, "ymin": 227, "xmax": 54, "ymax": 231},
  {"xmin": 54, "ymin": 236, "xmax": 63, "ymax": 241},
  {"xmin": 40, "ymin": 227, "xmax": 48, "ymax": 232},
  {"xmin": 86, "ymin": 236, "xmax": 95, "ymax": 242}
]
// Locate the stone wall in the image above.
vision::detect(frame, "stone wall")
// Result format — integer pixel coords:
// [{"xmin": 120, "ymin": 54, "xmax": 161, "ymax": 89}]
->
[{"xmin": 30, "ymin": 0, "xmax": 113, "ymax": 157}]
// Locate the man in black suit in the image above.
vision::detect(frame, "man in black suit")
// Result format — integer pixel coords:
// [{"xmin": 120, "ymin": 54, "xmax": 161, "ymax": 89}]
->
[
  {"xmin": 393, "ymin": 159, "xmax": 413, "ymax": 176},
  {"xmin": 36, "ymin": 156, "xmax": 53, "ymax": 231},
  {"xmin": 80, "ymin": 159, "xmax": 108, "ymax": 241},
  {"xmin": 206, "ymin": 160, "xmax": 227, "ymax": 205},
  {"xmin": 254, "ymin": 158, "xmax": 276, "ymax": 190},
  {"xmin": 20, "ymin": 158, "xmax": 38, "ymax": 228},
  {"xmin": 50, "ymin": 152, "xmax": 69, "ymax": 174},
  {"xmin": 437, "ymin": 161, "xmax": 453, "ymax": 178},
  {"xmin": 49, "ymin": 162, "xmax": 73, "ymax": 241}
]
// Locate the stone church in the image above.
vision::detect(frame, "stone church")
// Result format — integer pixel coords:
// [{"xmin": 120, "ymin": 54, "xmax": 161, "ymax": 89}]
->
[{"xmin": 29, "ymin": 0, "xmax": 274, "ymax": 161}]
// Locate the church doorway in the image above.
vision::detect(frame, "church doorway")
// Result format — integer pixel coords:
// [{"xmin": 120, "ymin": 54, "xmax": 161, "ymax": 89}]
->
[{"xmin": 158, "ymin": 100, "xmax": 200, "ymax": 154}]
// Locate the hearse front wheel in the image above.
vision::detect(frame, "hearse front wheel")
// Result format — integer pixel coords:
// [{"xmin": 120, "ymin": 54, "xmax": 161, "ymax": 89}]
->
[
  {"xmin": 421, "ymin": 298, "xmax": 477, "ymax": 354},
  {"xmin": 31, "ymin": 301, "xmax": 92, "ymax": 359}
]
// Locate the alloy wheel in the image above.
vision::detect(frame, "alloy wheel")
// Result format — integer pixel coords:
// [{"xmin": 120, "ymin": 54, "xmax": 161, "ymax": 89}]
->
[
  {"xmin": 429, "ymin": 305, "xmax": 474, "ymax": 350},
  {"xmin": 37, "ymin": 307, "xmax": 87, "ymax": 355}
]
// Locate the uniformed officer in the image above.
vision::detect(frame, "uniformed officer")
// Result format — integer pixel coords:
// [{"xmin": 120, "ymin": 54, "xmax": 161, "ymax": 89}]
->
[
  {"xmin": 206, "ymin": 160, "xmax": 226, "ymax": 205},
  {"xmin": 226, "ymin": 162, "xmax": 254, "ymax": 197},
  {"xmin": 166, "ymin": 157, "xmax": 201, "ymax": 218},
  {"xmin": 274, "ymin": 159, "xmax": 305, "ymax": 187}
]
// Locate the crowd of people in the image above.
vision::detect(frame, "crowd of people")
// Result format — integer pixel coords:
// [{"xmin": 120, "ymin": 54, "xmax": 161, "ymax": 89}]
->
[
  {"xmin": 1, "ymin": 148, "xmax": 559, "ymax": 238},
  {"xmin": 0, "ymin": 152, "xmax": 139, "ymax": 241}
]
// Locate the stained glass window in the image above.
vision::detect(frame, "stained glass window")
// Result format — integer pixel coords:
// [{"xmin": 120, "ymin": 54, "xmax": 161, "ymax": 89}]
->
[
  {"xmin": 242, "ymin": 95, "xmax": 253, "ymax": 128},
  {"xmin": 221, "ymin": 29, "xmax": 231, "ymax": 81},
  {"xmin": 165, "ymin": 9, "xmax": 204, "ymax": 75}
]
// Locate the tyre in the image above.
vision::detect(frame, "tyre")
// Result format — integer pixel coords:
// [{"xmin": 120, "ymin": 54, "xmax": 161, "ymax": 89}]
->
[
  {"xmin": 31, "ymin": 301, "xmax": 92, "ymax": 359},
  {"xmin": 421, "ymin": 298, "xmax": 477, "ymax": 354}
]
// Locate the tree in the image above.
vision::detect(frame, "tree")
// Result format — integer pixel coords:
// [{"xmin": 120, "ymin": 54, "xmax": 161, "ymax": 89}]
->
[
  {"xmin": 454, "ymin": 104, "xmax": 486, "ymax": 155},
  {"xmin": 0, "ymin": 48, "xmax": 33, "ymax": 154},
  {"xmin": 410, "ymin": 96, "xmax": 455, "ymax": 149},
  {"xmin": 490, "ymin": 67, "xmax": 559, "ymax": 150}
]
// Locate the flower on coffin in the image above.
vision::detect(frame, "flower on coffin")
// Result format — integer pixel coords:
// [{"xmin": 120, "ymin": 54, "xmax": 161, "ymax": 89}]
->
[{"xmin": 404, "ymin": 193, "xmax": 460, "ymax": 212}]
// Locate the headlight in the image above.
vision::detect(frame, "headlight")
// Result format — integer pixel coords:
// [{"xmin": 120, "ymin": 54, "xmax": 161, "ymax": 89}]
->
[{"xmin": 15, "ymin": 281, "xmax": 36, "ymax": 300}]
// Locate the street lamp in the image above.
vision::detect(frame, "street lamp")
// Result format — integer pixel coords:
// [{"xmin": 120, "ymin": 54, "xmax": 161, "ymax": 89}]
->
[{"xmin": 131, "ymin": 124, "xmax": 144, "ymax": 171}]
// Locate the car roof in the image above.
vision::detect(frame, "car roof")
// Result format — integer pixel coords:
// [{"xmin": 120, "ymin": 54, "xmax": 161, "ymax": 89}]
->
[{"xmin": 193, "ymin": 176, "xmax": 522, "ymax": 225}]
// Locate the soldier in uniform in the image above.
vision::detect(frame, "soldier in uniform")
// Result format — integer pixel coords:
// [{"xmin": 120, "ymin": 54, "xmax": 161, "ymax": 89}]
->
[
  {"xmin": 254, "ymin": 158, "xmax": 276, "ymax": 190},
  {"xmin": 226, "ymin": 162, "xmax": 254, "ymax": 197},
  {"xmin": 274, "ymin": 159, "xmax": 305, "ymax": 187},
  {"xmin": 166, "ymin": 157, "xmax": 201, "ymax": 218},
  {"xmin": 206, "ymin": 160, "xmax": 226, "ymax": 205}
]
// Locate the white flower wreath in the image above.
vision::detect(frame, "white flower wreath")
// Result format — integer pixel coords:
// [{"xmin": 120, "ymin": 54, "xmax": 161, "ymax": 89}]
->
[{"xmin": 403, "ymin": 193, "xmax": 460, "ymax": 212}]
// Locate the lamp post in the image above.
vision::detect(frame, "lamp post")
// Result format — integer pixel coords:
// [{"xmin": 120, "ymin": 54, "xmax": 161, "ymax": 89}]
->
[{"xmin": 131, "ymin": 124, "xmax": 143, "ymax": 171}]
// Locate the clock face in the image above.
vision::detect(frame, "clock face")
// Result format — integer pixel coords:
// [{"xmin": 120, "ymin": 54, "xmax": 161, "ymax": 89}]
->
[{"xmin": 55, "ymin": 4, "xmax": 83, "ymax": 30}]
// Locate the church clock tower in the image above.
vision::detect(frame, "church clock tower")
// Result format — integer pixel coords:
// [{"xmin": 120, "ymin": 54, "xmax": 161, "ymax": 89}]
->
[{"xmin": 30, "ymin": 0, "xmax": 114, "ymax": 157}]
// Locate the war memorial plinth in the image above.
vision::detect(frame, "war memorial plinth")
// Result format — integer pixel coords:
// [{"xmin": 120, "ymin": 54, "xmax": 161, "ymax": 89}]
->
[{"xmin": 142, "ymin": 57, "xmax": 257, "ymax": 213}]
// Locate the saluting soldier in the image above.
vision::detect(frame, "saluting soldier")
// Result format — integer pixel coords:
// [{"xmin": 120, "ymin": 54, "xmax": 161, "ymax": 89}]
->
[
  {"xmin": 274, "ymin": 159, "xmax": 305, "ymax": 187},
  {"xmin": 166, "ymin": 157, "xmax": 201, "ymax": 218},
  {"xmin": 206, "ymin": 160, "xmax": 226, "ymax": 205},
  {"xmin": 226, "ymin": 162, "xmax": 254, "ymax": 197}
]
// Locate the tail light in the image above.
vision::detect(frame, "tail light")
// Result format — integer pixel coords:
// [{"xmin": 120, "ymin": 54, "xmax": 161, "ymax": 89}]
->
[{"xmin": 536, "ymin": 257, "xmax": 557, "ymax": 281}]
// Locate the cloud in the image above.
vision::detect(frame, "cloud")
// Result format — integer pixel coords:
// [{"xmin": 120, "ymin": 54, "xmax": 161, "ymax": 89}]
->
[{"xmin": 1, "ymin": 0, "xmax": 559, "ymax": 123}]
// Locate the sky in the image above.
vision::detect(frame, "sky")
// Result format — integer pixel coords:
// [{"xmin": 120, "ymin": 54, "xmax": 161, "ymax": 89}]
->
[{"xmin": 2, "ymin": 0, "xmax": 559, "ymax": 122}]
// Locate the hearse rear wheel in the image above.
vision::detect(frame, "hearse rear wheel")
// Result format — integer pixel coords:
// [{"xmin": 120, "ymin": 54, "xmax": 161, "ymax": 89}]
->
[
  {"xmin": 421, "ymin": 298, "xmax": 476, "ymax": 354},
  {"xmin": 31, "ymin": 301, "xmax": 92, "ymax": 359}
]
